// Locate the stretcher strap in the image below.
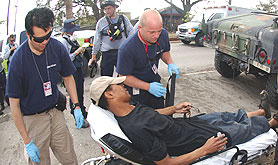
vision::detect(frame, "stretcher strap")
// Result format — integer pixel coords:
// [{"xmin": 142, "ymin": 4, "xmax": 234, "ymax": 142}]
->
[
  {"xmin": 165, "ymin": 73, "xmax": 176, "ymax": 107},
  {"xmin": 190, "ymin": 146, "xmax": 246, "ymax": 164},
  {"xmin": 229, "ymin": 147, "xmax": 247, "ymax": 165}
]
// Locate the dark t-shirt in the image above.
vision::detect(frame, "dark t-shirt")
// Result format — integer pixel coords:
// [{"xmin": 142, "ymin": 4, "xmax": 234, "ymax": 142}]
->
[
  {"xmin": 116, "ymin": 29, "xmax": 170, "ymax": 84},
  {"xmin": 115, "ymin": 103, "xmax": 226, "ymax": 161},
  {"xmin": 6, "ymin": 38, "xmax": 76, "ymax": 115}
]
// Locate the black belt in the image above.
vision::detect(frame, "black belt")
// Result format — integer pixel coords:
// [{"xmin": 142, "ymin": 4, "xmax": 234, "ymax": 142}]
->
[{"xmin": 23, "ymin": 104, "xmax": 56, "ymax": 116}]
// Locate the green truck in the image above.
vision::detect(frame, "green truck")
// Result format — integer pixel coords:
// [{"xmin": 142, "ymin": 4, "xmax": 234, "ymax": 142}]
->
[{"xmin": 200, "ymin": 12, "xmax": 278, "ymax": 108}]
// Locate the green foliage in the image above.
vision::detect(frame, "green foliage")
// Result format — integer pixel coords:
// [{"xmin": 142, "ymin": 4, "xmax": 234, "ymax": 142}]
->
[
  {"xmin": 182, "ymin": 12, "xmax": 193, "ymax": 23},
  {"xmin": 256, "ymin": 0, "xmax": 278, "ymax": 13},
  {"xmin": 35, "ymin": 0, "xmax": 106, "ymax": 29},
  {"xmin": 0, "ymin": 20, "xmax": 5, "ymax": 25}
]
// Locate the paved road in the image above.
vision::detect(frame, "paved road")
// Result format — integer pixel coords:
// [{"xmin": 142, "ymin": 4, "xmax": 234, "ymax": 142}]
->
[{"xmin": 0, "ymin": 41, "xmax": 272, "ymax": 164}]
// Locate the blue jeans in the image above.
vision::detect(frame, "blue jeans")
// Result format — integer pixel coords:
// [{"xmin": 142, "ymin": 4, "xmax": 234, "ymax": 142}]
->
[
  {"xmin": 101, "ymin": 49, "xmax": 118, "ymax": 76},
  {"xmin": 197, "ymin": 109, "xmax": 270, "ymax": 146}
]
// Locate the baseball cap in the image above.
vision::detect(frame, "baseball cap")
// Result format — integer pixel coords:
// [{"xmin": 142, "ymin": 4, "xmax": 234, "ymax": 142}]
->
[{"xmin": 90, "ymin": 76, "xmax": 126, "ymax": 105}]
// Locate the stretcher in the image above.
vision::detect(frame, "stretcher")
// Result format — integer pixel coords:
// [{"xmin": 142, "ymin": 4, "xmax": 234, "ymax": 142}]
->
[
  {"xmin": 82, "ymin": 75, "xmax": 277, "ymax": 164},
  {"xmin": 82, "ymin": 104, "xmax": 277, "ymax": 165}
]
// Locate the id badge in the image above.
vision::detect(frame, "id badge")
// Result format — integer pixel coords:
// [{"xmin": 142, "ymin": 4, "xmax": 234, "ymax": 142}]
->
[
  {"xmin": 133, "ymin": 87, "xmax": 140, "ymax": 95},
  {"xmin": 43, "ymin": 81, "xmax": 52, "ymax": 97},
  {"xmin": 152, "ymin": 64, "xmax": 158, "ymax": 74}
]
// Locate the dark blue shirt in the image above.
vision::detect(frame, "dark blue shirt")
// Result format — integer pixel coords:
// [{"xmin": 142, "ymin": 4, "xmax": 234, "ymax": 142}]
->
[
  {"xmin": 6, "ymin": 38, "xmax": 76, "ymax": 115},
  {"xmin": 116, "ymin": 29, "xmax": 170, "ymax": 83}
]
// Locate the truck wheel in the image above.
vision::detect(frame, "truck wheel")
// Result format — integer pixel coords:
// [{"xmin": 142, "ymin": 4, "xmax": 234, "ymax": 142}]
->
[
  {"xmin": 182, "ymin": 40, "xmax": 190, "ymax": 44},
  {"xmin": 214, "ymin": 51, "xmax": 241, "ymax": 78},
  {"xmin": 195, "ymin": 33, "xmax": 204, "ymax": 47},
  {"xmin": 266, "ymin": 73, "xmax": 278, "ymax": 109}
]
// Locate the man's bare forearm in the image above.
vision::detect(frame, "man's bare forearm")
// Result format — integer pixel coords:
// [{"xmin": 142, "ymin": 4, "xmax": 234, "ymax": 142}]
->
[
  {"xmin": 10, "ymin": 98, "xmax": 31, "ymax": 144},
  {"xmin": 63, "ymin": 75, "xmax": 79, "ymax": 104}
]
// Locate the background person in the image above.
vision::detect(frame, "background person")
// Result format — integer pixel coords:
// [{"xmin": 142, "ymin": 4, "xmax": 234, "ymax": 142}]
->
[
  {"xmin": 58, "ymin": 18, "xmax": 89, "ymax": 128},
  {"xmin": 0, "ymin": 56, "xmax": 6, "ymax": 113},
  {"xmin": 3, "ymin": 34, "xmax": 19, "ymax": 68},
  {"xmin": 90, "ymin": 76, "xmax": 275, "ymax": 165},
  {"xmin": 117, "ymin": 9, "xmax": 179, "ymax": 109},
  {"xmin": 88, "ymin": 0, "xmax": 134, "ymax": 76},
  {"xmin": 6, "ymin": 7, "xmax": 83, "ymax": 164}
]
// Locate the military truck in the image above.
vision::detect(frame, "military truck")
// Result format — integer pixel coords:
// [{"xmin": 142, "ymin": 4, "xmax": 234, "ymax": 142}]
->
[
  {"xmin": 176, "ymin": 5, "xmax": 256, "ymax": 46},
  {"xmin": 200, "ymin": 12, "xmax": 278, "ymax": 108}
]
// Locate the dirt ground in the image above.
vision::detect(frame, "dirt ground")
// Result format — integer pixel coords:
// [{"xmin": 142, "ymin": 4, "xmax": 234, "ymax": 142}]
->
[{"xmin": 0, "ymin": 48, "xmax": 277, "ymax": 164}]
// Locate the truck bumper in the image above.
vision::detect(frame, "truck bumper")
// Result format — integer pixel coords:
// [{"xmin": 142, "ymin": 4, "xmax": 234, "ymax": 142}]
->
[{"xmin": 176, "ymin": 31, "xmax": 195, "ymax": 41}]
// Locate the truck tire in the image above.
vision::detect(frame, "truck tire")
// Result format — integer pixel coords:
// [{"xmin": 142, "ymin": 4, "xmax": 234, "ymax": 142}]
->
[
  {"xmin": 214, "ymin": 51, "xmax": 241, "ymax": 78},
  {"xmin": 266, "ymin": 73, "xmax": 278, "ymax": 109},
  {"xmin": 195, "ymin": 33, "xmax": 204, "ymax": 47},
  {"xmin": 182, "ymin": 40, "xmax": 190, "ymax": 44}
]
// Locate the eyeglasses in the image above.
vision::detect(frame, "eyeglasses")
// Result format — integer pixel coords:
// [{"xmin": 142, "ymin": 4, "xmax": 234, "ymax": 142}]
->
[
  {"xmin": 10, "ymin": 39, "xmax": 15, "ymax": 42},
  {"xmin": 30, "ymin": 30, "xmax": 52, "ymax": 43}
]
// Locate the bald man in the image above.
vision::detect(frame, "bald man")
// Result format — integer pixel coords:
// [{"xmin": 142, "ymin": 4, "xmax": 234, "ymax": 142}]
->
[{"xmin": 116, "ymin": 9, "xmax": 179, "ymax": 109}]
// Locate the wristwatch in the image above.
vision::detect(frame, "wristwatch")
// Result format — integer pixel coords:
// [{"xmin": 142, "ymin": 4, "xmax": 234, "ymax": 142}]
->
[{"xmin": 72, "ymin": 103, "xmax": 80, "ymax": 109}]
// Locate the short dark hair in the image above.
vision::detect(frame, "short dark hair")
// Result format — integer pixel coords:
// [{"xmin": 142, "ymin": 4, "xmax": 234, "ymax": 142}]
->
[
  {"xmin": 8, "ymin": 34, "xmax": 15, "ymax": 40},
  {"xmin": 25, "ymin": 7, "xmax": 54, "ymax": 36},
  {"xmin": 98, "ymin": 93, "xmax": 108, "ymax": 110},
  {"xmin": 97, "ymin": 85, "xmax": 113, "ymax": 110}
]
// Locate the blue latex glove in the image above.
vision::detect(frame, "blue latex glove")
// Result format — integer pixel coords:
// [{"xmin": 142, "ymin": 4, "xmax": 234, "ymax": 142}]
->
[
  {"xmin": 168, "ymin": 63, "xmax": 179, "ymax": 78},
  {"xmin": 74, "ymin": 108, "xmax": 84, "ymax": 129},
  {"xmin": 148, "ymin": 82, "xmax": 167, "ymax": 97},
  {"xmin": 25, "ymin": 140, "xmax": 40, "ymax": 163}
]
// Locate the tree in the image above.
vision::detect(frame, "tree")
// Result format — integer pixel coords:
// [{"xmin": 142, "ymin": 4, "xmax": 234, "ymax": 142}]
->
[
  {"xmin": 36, "ymin": 0, "xmax": 123, "ymax": 29},
  {"xmin": 163, "ymin": 0, "xmax": 203, "ymax": 18},
  {"xmin": 65, "ymin": 0, "xmax": 73, "ymax": 19},
  {"xmin": 256, "ymin": 0, "xmax": 278, "ymax": 13}
]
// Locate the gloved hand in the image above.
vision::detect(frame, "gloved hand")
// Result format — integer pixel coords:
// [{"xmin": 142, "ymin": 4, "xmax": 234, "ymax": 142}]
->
[
  {"xmin": 25, "ymin": 140, "xmax": 40, "ymax": 163},
  {"xmin": 148, "ymin": 82, "xmax": 167, "ymax": 97},
  {"xmin": 168, "ymin": 63, "xmax": 179, "ymax": 78},
  {"xmin": 74, "ymin": 108, "xmax": 84, "ymax": 129}
]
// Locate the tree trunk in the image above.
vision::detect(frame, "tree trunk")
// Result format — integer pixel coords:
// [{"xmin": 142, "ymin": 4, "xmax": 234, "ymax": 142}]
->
[{"xmin": 65, "ymin": 0, "xmax": 73, "ymax": 19}]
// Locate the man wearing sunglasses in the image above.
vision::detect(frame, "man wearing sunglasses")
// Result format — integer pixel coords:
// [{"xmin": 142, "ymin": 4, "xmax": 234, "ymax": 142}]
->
[
  {"xmin": 6, "ymin": 7, "xmax": 81, "ymax": 164},
  {"xmin": 3, "ymin": 34, "xmax": 19, "ymax": 68},
  {"xmin": 117, "ymin": 9, "xmax": 179, "ymax": 109}
]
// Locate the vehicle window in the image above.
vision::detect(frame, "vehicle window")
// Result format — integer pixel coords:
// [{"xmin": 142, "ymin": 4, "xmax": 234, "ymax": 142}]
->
[{"xmin": 208, "ymin": 13, "xmax": 224, "ymax": 21}]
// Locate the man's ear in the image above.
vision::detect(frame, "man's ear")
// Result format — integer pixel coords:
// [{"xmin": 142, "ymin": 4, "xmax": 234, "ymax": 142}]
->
[{"xmin": 104, "ymin": 90, "xmax": 114, "ymax": 100}]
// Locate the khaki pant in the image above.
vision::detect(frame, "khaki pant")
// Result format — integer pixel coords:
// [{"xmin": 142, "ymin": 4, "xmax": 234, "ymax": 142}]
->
[{"xmin": 23, "ymin": 108, "xmax": 77, "ymax": 165}]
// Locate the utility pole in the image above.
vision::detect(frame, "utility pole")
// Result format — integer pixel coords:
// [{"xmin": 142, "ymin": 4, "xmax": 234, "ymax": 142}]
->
[
  {"xmin": 170, "ymin": 0, "xmax": 173, "ymax": 32},
  {"xmin": 14, "ymin": 0, "xmax": 19, "ymax": 33},
  {"xmin": 7, "ymin": 0, "xmax": 11, "ymax": 35}
]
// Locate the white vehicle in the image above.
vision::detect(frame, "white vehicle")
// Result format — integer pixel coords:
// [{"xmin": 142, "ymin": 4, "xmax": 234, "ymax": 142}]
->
[{"xmin": 176, "ymin": 5, "xmax": 257, "ymax": 46}]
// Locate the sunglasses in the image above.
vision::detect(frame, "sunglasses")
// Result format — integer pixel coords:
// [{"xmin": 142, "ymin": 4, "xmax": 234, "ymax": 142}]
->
[
  {"xmin": 30, "ymin": 30, "xmax": 52, "ymax": 43},
  {"xmin": 10, "ymin": 39, "xmax": 15, "ymax": 42}
]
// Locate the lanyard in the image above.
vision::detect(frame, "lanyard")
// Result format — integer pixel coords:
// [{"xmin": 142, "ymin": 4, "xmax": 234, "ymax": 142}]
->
[
  {"xmin": 31, "ymin": 50, "xmax": 50, "ymax": 84},
  {"xmin": 138, "ymin": 30, "xmax": 159, "ymax": 54},
  {"xmin": 138, "ymin": 31, "xmax": 160, "ymax": 74}
]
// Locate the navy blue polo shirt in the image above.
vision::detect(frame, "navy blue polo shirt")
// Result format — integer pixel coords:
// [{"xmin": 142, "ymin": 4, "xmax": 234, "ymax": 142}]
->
[
  {"xmin": 116, "ymin": 28, "xmax": 170, "ymax": 83},
  {"xmin": 6, "ymin": 38, "xmax": 76, "ymax": 115}
]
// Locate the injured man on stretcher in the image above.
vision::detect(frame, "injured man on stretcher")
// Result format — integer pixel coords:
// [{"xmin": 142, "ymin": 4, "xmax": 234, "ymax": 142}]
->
[{"xmin": 89, "ymin": 76, "xmax": 277, "ymax": 165}]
